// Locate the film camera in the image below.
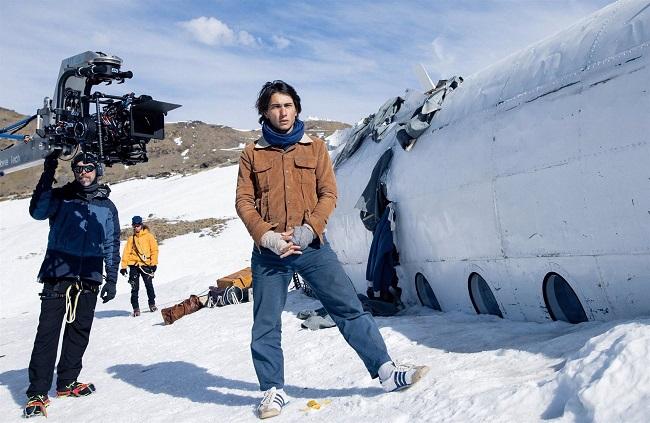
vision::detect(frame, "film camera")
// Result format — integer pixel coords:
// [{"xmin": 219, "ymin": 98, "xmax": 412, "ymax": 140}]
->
[{"xmin": 0, "ymin": 51, "xmax": 180, "ymax": 175}]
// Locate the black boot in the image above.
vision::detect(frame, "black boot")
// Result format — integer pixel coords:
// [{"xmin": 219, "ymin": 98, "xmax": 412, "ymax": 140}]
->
[
  {"xmin": 57, "ymin": 381, "xmax": 96, "ymax": 397},
  {"xmin": 23, "ymin": 394, "xmax": 50, "ymax": 418}
]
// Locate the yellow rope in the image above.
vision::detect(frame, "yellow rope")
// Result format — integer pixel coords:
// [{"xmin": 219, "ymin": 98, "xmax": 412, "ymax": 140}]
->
[
  {"xmin": 139, "ymin": 266, "xmax": 155, "ymax": 277},
  {"xmin": 65, "ymin": 283, "xmax": 81, "ymax": 323}
]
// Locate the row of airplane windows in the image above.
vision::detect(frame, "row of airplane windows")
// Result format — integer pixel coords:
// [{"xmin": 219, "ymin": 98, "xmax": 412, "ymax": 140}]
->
[{"xmin": 414, "ymin": 272, "xmax": 588, "ymax": 323}]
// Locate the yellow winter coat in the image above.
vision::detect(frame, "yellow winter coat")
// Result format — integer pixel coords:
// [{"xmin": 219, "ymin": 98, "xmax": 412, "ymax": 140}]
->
[{"xmin": 120, "ymin": 228, "xmax": 159, "ymax": 268}]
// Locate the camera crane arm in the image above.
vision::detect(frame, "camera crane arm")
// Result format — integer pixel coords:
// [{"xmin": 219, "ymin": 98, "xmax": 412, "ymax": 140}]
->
[{"xmin": 0, "ymin": 117, "xmax": 48, "ymax": 176}]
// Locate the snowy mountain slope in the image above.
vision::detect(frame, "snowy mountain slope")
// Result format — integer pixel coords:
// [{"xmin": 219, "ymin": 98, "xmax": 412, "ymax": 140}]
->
[{"xmin": 1, "ymin": 165, "xmax": 649, "ymax": 422}]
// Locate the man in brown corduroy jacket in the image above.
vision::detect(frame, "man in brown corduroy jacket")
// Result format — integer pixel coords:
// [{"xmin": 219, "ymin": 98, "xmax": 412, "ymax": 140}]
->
[
  {"xmin": 235, "ymin": 80, "xmax": 428, "ymax": 420},
  {"xmin": 235, "ymin": 117, "xmax": 336, "ymax": 247}
]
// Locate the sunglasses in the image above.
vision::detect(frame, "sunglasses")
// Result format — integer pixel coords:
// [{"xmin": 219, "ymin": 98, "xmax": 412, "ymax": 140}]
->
[
  {"xmin": 132, "ymin": 224, "xmax": 142, "ymax": 227},
  {"xmin": 73, "ymin": 164, "xmax": 96, "ymax": 174}
]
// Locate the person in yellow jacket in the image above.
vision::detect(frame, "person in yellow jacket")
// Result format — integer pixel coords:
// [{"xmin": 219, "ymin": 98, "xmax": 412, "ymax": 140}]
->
[{"xmin": 120, "ymin": 216, "xmax": 159, "ymax": 316}]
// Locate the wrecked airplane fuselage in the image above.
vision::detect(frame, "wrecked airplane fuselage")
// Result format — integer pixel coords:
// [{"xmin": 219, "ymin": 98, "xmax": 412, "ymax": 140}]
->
[{"xmin": 328, "ymin": 0, "xmax": 650, "ymax": 322}]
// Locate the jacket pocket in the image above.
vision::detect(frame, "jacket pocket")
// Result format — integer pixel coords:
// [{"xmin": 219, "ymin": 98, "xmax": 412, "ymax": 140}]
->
[
  {"xmin": 294, "ymin": 157, "xmax": 317, "ymax": 184},
  {"xmin": 253, "ymin": 160, "xmax": 273, "ymax": 191},
  {"xmin": 295, "ymin": 157, "xmax": 318, "ymax": 211}
]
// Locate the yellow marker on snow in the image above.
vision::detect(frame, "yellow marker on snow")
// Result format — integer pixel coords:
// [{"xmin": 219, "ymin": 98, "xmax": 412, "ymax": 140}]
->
[{"xmin": 307, "ymin": 400, "xmax": 321, "ymax": 409}]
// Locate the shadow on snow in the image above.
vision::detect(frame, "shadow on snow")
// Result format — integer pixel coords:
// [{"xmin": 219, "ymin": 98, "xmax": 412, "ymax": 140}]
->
[
  {"xmin": 106, "ymin": 361, "xmax": 383, "ymax": 406},
  {"xmin": 0, "ymin": 368, "xmax": 26, "ymax": 408},
  {"xmin": 94, "ymin": 310, "xmax": 132, "ymax": 319}
]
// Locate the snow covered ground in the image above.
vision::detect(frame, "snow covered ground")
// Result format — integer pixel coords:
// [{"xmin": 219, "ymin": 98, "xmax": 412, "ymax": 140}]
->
[{"xmin": 1, "ymin": 165, "xmax": 649, "ymax": 422}]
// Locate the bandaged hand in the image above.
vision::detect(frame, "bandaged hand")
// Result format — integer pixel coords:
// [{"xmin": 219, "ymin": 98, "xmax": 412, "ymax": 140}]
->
[
  {"xmin": 290, "ymin": 224, "xmax": 315, "ymax": 249},
  {"xmin": 261, "ymin": 231, "xmax": 302, "ymax": 258}
]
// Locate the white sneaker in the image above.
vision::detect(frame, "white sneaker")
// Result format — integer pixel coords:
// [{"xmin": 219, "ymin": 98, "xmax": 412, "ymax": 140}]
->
[
  {"xmin": 257, "ymin": 387, "xmax": 288, "ymax": 419},
  {"xmin": 379, "ymin": 362, "xmax": 429, "ymax": 392}
]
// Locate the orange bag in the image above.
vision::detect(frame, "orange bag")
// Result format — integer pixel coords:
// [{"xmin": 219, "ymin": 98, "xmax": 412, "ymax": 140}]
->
[{"xmin": 216, "ymin": 267, "xmax": 252, "ymax": 289}]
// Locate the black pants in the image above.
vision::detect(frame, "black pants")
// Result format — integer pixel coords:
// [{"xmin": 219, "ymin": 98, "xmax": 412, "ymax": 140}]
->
[
  {"xmin": 129, "ymin": 265, "xmax": 156, "ymax": 310},
  {"xmin": 27, "ymin": 281, "xmax": 98, "ymax": 396}
]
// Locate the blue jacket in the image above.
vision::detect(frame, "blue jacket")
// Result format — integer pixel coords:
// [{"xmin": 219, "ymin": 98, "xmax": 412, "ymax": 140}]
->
[
  {"xmin": 365, "ymin": 207, "xmax": 394, "ymax": 294},
  {"xmin": 29, "ymin": 166, "xmax": 120, "ymax": 285}
]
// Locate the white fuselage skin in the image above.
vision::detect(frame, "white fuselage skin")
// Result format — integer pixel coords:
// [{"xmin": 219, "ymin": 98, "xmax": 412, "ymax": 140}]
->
[{"xmin": 328, "ymin": 0, "xmax": 650, "ymax": 322}]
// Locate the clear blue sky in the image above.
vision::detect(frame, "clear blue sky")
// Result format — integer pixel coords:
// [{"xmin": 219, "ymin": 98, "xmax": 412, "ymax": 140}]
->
[{"xmin": 0, "ymin": 0, "xmax": 612, "ymax": 128}]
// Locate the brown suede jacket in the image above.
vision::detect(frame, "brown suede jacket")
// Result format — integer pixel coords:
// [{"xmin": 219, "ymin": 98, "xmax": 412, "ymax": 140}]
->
[{"xmin": 235, "ymin": 133, "xmax": 337, "ymax": 245}]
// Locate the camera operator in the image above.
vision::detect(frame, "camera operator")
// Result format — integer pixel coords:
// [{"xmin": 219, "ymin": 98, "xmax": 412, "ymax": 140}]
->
[{"xmin": 23, "ymin": 152, "xmax": 120, "ymax": 418}]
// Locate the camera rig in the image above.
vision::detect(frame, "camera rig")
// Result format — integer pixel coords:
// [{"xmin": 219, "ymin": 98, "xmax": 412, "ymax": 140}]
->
[{"xmin": 0, "ymin": 51, "xmax": 181, "ymax": 175}]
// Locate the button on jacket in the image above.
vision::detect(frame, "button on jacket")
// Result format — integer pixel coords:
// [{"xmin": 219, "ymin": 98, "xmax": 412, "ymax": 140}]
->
[{"xmin": 236, "ymin": 133, "xmax": 337, "ymax": 245}]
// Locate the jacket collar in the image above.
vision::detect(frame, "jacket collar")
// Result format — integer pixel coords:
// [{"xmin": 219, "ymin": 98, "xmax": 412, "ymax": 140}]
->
[
  {"xmin": 63, "ymin": 182, "xmax": 111, "ymax": 200},
  {"xmin": 254, "ymin": 133, "xmax": 313, "ymax": 149}
]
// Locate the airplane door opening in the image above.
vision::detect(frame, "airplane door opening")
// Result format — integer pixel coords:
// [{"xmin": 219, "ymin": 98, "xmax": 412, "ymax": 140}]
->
[{"xmin": 543, "ymin": 273, "xmax": 588, "ymax": 323}]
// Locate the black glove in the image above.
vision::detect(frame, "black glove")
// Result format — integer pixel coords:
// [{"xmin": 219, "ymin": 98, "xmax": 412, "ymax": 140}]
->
[
  {"xmin": 100, "ymin": 282, "xmax": 116, "ymax": 303},
  {"xmin": 44, "ymin": 151, "xmax": 59, "ymax": 172},
  {"xmin": 120, "ymin": 268, "xmax": 128, "ymax": 276}
]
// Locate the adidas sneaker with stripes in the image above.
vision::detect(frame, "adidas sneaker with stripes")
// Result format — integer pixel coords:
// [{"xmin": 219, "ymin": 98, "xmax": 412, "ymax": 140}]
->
[
  {"xmin": 379, "ymin": 362, "xmax": 430, "ymax": 392},
  {"xmin": 257, "ymin": 387, "xmax": 288, "ymax": 419}
]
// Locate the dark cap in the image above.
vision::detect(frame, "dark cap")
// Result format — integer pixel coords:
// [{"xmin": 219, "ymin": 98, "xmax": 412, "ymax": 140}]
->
[
  {"xmin": 132, "ymin": 215, "xmax": 143, "ymax": 225},
  {"xmin": 71, "ymin": 152, "xmax": 99, "ymax": 167}
]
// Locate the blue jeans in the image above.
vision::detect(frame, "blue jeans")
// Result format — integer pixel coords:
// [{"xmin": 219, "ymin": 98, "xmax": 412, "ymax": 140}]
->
[{"xmin": 250, "ymin": 240, "xmax": 392, "ymax": 391}]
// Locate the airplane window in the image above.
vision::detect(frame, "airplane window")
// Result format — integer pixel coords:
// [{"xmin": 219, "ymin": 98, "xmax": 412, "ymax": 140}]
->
[
  {"xmin": 543, "ymin": 273, "xmax": 588, "ymax": 323},
  {"xmin": 468, "ymin": 273, "xmax": 503, "ymax": 318},
  {"xmin": 415, "ymin": 273, "xmax": 441, "ymax": 311}
]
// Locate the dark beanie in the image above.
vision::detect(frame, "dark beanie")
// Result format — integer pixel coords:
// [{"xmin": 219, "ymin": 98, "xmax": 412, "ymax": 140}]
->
[
  {"xmin": 132, "ymin": 215, "xmax": 143, "ymax": 225},
  {"xmin": 71, "ymin": 152, "xmax": 99, "ymax": 168}
]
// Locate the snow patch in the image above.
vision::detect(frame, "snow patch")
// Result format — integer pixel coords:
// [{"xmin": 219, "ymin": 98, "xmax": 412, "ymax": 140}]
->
[
  {"xmin": 326, "ymin": 127, "xmax": 353, "ymax": 148},
  {"xmin": 542, "ymin": 321, "xmax": 650, "ymax": 421},
  {"xmin": 306, "ymin": 115, "xmax": 334, "ymax": 121}
]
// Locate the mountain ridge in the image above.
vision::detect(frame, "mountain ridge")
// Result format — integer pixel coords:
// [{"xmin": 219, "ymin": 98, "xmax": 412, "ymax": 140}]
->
[{"xmin": 0, "ymin": 107, "xmax": 350, "ymax": 199}]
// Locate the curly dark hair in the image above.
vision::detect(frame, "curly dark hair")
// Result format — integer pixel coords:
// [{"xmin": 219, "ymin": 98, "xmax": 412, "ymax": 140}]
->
[{"xmin": 255, "ymin": 80, "xmax": 301, "ymax": 124}]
